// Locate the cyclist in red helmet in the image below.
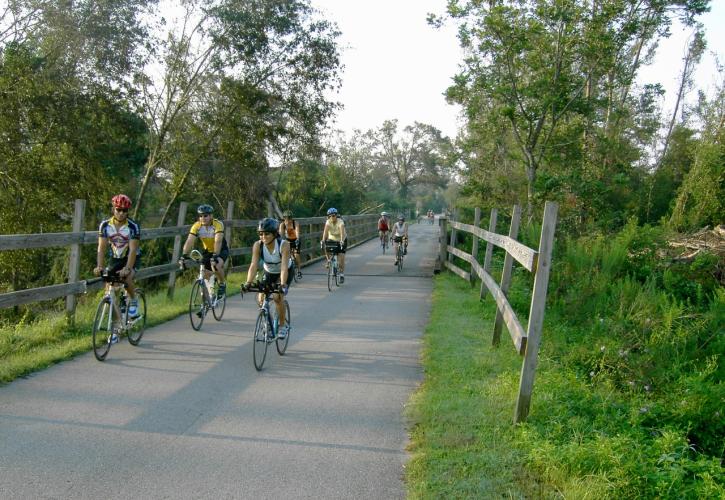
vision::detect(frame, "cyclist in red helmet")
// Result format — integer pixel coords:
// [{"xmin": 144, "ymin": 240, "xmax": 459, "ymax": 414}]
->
[{"xmin": 94, "ymin": 194, "xmax": 142, "ymax": 330}]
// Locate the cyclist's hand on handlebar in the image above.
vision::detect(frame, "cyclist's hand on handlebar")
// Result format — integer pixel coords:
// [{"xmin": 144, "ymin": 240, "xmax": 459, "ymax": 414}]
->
[
  {"xmin": 277, "ymin": 284, "xmax": 288, "ymax": 295},
  {"xmin": 93, "ymin": 266, "xmax": 103, "ymax": 276},
  {"xmin": 241, "ymin": 282, "xmax": 251, "ymax": 293}
]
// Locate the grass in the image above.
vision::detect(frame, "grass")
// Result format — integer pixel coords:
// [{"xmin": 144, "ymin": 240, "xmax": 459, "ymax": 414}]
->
[
  {"xmin": 0, "ymin": 271, "xmax": 247, "ymax": 383},
  {"xmin": 405, "ymin": 272, "xmax": 724, "ymax": 499}
]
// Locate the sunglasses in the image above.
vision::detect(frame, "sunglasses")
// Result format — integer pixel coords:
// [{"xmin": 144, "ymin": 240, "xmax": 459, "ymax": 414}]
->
[
  {"xmin": 328, "ymin": 214, "xmax": 337, "ymax": 217},
  {"xmin": 199, "ymin": 213, "xmax": 212, "ymax": 217},
  {"xmin": 258, "ymin": 231, "xmax": 272, "ymax": 236},
  {"xmin": 114, "ymin": 208, "xmax": 128, "ymax": 213}
]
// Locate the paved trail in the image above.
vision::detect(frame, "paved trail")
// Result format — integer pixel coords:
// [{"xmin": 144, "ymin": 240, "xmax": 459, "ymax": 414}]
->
[{"xmin": 0, "ymin": 223, "xmax": 440, "ymax": 499}]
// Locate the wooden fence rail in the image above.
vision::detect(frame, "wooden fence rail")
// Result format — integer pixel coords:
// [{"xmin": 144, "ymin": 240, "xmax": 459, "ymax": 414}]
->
[
  {"xmin": 438, "ymin": 202, "xmax": 558, "ymax": 423},
  {"xmin": 0, "ymin": 201, "xmax": 378, "ymax": 317}
]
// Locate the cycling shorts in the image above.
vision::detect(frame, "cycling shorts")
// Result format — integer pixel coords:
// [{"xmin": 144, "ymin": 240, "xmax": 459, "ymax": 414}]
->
[
  {"xmin": 108, "ymin": 255, "xmax": 141, "ymax": 276},
  {"xmin": 324, "ymin": 240, "xmax": 345, "ymax": 254},
  {"xmin": 202, "ymin": 246, "xmax": 229, "ymax": 271}
]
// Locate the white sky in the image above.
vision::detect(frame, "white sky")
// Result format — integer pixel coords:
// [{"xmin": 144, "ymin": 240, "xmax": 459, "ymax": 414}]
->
[{"xmin": 312, "ymin": 0, "xmax": 724, "ymax": 139}]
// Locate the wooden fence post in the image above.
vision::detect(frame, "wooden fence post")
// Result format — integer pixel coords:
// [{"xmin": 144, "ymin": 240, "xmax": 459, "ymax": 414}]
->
[
  {"xmin": 167, "ymin": 202, "xmax": 188, "ymax": 299},
  {"xmin": 65, "ymin": 199, "xmax": 85, "ymax": 325},
  {"xmin": 470, "ymin": 207, "xmax": 481, "ymax": 284},
  {"xmin": 514, "ymin": 202, "xmax": 558, "ymax": 423},
  {"xmin": 447, "ymin": 209, "xmax": 458, "ymax": 264},
  {"xmin": 480, "ymin": 208, "xmax": 498, "ymax": 299},
  {"xmin": 225, "ymin": 201, "xmax": 234, "ymax": 272},
  {"xmin": 436, "ymin": 216, "xmax": 448, "ymax": 272},
  {"xmin": 492, "ymin": 205, "xmax": 521, "ymax": 346}
]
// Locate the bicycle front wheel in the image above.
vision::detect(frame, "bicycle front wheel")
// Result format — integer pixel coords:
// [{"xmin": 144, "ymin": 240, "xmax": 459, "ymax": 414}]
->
[
  {"xmin": 292, "ymin": 261, "xmax": 300, "ymax": 283},
  {"xmin": 212, "ymin": 285, "xmax": 226, "ymax": 321},
  {"xmin": 334, "ymin": 263, "xmax": 341, "ymax": 287},
  {"xmin": 276, "ymin": 300, "xmax": 291, "ymax": 355},
  {"xmin": 92, "ymin": 297, "xmax": 113, "ymax": 361},
  {"xmin": 397, "ymin": 249, "xmax": 404, "ymax": 272},
  {"xmin": 253, "ymin": 311, "xmax": 269, "ymax": 371},
  {"xmin": 189, "ymin": 280, "xmax": 205, "ymax": 331},
  {"xmin": 327, "ymin": 261, "xmax": 334, "ymax": 291},
  {"xmin": 127, "ymin": 290, "xmax": 146, "ymax": 345}
]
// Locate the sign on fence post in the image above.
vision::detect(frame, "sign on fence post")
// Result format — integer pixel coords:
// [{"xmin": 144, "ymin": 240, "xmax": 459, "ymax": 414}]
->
[
  {"xmin": 65, "ymin": 199, "xmax": 85, "ymax": 325},
  {"xmin": 480, "ymin": 209, "xmax": 498, "ymax": 299},
  {"xmin": 167, "ymin": 202, "xmax": 188, "ymax": 299},
  {"xmin": 493, "ymin": 205, "xmax": 522, "ymax": 346},
  {"xmin": 514, "ymin": 201, "xmax": 558, "ymax": 423}
]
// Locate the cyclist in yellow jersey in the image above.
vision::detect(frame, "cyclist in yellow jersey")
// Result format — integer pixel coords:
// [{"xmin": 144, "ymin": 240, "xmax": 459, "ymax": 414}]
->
[
  {"xmin": 321, "ymin": 207, "xmax": 347, "ymax": 283},
  {"xmin": 180, "ymin": 204, "xmax": 228, "ymax": 298}
]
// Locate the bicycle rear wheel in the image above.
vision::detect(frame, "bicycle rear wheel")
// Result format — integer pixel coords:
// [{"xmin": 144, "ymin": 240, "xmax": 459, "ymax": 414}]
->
[
  {"xmin": 397, "ymin": 248, "xmax": 404, "ymax": 272},
  {"xmin": 253, "ymin": 311, "xmax": 269, "ymax": 371},
  {"xmin": 276, "ymin": 300, "xmax": 290, "ymax": 355},
  {"xmin": 127, "ymin": 290, "xmax": 146, "ymax": 345},
  {"xmin": 92, "ymin": 297, "xmax": 113, "ymax": 361},
  {"xmin": 189, "ymin": 280, "xmax": 205, "ymax": 330},
  {"xmin": 212, "ymin": 284, "xmax": 226, "ymax": 321}
]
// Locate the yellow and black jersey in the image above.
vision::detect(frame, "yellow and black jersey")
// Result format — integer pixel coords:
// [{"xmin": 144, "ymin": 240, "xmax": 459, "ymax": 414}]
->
[{"xmin": 189, "ymin": 219, "xmax": 226, "ymax": 252}]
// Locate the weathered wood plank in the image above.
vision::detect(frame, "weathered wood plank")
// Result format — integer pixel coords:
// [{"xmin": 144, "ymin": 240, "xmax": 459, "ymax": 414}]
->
[
  {"xmin": 449, "ymin": 220, "xmax": 538, "ymax": 272},
  {"xmin": 0, "ymin": 282, "xmax": 87, "ymax": 309},
  {"xmin": 447, "ymin": 245, "xmax": 472, "ymax": 263},
  {"xmin": 444, "ymin": 261, "xmax": 471, "ymax": 281},
  {"xmin": 476, "ymin": 264, "xmax": 527, "ymax": 354}
]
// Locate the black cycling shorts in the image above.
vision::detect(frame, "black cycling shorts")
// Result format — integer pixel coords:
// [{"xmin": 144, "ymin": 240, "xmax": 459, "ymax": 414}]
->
[
  {"xmin": 324, "ymin": 240, "xmax": 345, "ymax": 254},
  {"xmin": 288, "ymin": 239, "xmax": 301, "ymax": 252},
  {"xmin": 202, "ymin": 246, "xmax": 230, "ymax": 271},
  {"xmin": 261, "ymin": 270, "xmax": 292, "ymax": 288},
  {"xmin": 108, "ymin": 255, "xmax": 141, "ymax": 276}
]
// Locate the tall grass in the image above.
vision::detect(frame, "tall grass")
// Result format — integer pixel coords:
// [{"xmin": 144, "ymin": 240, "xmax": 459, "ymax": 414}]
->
[{"xmin": 406, "ymin": 218, "xmax": 724, "ymax": 498}]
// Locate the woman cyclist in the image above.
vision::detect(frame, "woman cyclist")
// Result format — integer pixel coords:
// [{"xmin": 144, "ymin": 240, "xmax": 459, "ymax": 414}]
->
[
  {"xmin": 321, "ymin": 207, "xmax": 347, "ymax": 283},
  {"xmin": 279, "ymin": 210, "xmax": 302, "ymax": 277},
  {"xmin": 243, "ymin": 218, "xmax": 292, "ymax": 339}
]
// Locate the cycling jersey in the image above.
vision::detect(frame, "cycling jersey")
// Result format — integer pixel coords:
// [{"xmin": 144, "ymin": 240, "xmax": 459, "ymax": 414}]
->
[
  {"xmin": 98, "ymin": 217, "xmax": 141, "ymax": 259},
  {"xmin": 392, "ymin": 221, "xmax": 408, "ymax": 237},
  {"xmin": 326, "ymin": 218, "xmax": 345, "ymax": 241},
  {"xmin": 261, "ymin": 237, "xmax": 292, "ymax": 274},
  {"xmin": 378, "ymin": 217, "xmax": 389, "ymax": 231},
  {"xmin": 281, "ymin": 220, "xmax": 299, "ymax": 240},
  {"xmin": 189, "ymin": 219, "xmax": 226, "ymax": 252}
]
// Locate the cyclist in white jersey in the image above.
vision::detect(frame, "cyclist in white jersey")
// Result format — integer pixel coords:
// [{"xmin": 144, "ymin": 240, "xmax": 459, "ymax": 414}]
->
[
  {"xmin": 391, "ymin": 214, "xmax": 408, "ymax": 265},
  {"xmin": 243, "ymin": 218, "xmax": 292, "ymax": 339}
]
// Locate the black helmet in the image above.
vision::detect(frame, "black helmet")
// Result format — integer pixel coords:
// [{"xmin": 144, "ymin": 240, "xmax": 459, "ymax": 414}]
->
[
  {"xmin": 257, "ymin": 217, "xmax": 279, "ymax": 233},
  {"xmin": 197, "ymin": 204, "xmax": 213, "ymax": 215},
  {"xmin": 398, "ymin": 214, "xmax": 405, "ymax": 221},
  {"xmin": 282, "ymin": 210, "xmax": 293, "ymax": 218}
]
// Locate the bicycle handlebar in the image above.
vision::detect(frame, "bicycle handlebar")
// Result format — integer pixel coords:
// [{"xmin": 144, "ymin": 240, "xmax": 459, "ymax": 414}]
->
[{"xmin": 240, "ymin": 281, "xmax": 284, "ymax": 297}]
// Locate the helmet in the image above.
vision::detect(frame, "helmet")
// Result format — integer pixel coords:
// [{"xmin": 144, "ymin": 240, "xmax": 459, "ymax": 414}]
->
[
  {"xmin": 326, "ymin": 207, "xmax": 338, "ymax": 216},
  {"xmin": 398, "ymin": 214, "xmax": 405, "ymax": 221},
  {"xmin": 257, "ymin": 217, "xmax": 279, "ymax": 233},
  {"xmin": 197, "ymin": 204, "xmax": 213, "ymax": 215},
  {"xmin": 282, "ymin": 210, "xmax": 293, "ymax": 218},
  {"xmin": 111, "ymin": 194, "xmax": 132, "ymax": 209},
  {"xmin": 381, "ymin": 211, "xmax": 388, "ymax": 216}
]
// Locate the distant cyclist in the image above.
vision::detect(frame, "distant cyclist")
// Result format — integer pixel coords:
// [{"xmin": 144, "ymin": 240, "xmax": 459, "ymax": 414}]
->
[
  {"xmin": 93, "ymin": 194, "xmax": 141, "ymax": 324},
  {"xmin": 391, "ymin": 214, "xmax": 408, "ymax": 265},
  {"xmin": 279, "ymin": 210, "xmax": 302, "ymax": 276},
  {"xmin": 243, "ymin": 218, "xmax": 291, "ymax": 339},
  {"xmin": 321, "ymin": 207, "xmax": 347, "ymax": 283},
  {"xmin": 180, "ymin": 204, "xmax": 228, "ymax": 299},
  {"xmin": 378, "ymin": 211, "xmax": 390, "ymax": 247}
]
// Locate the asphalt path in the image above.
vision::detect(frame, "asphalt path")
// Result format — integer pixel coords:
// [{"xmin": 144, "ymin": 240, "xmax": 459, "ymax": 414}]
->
[{"xmin": 0, "ymin": 222, "xmax": 440, "ymax": 499}]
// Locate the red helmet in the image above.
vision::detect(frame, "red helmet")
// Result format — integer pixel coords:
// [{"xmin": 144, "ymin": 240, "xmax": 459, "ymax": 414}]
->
[{"xmin": 111, "ymin": 194, "xmax": 132, "ymax": 209}]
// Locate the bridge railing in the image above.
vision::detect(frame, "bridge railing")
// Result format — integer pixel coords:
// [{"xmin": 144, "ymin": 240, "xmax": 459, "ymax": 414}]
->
[
  {"xmin": 0, "ymin": 200, "xmax": 378, "ymax": 321},
  {"xmin": 437, "ymin": 202, "xmax": 558, "ymax": 423}
]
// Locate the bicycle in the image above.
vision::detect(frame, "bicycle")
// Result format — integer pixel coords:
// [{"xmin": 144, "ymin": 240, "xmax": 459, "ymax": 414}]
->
[
  {"xmin": 241, "ymin": 281, "xmax": 291, "ymax": 371},
  {"xmin": 394, "ymin": 237, "xmax": 405, "ymax": 272},
  {"xmin": 289, "ymin": 244, "xmax": 303, "ymax": 283},
  {"xmin": 91, "ymin": 270, "xmax": 146, "ymax": 361},
  {"xmin": 323, "ymin": 241, "xmax": 341, "ymax": 291},
  {"xmin": 380, "ymin": 232, "xmax": 388, "ymax": 254},
  {"xmin": 179, "ymin": 249, "xmax": 226, "ymax": 331}
]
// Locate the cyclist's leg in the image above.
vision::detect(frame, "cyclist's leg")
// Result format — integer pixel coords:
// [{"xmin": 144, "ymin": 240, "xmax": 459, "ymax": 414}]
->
[{"xmin": 338, "ymin": 241, "xmax": 346, "ymax": 273}]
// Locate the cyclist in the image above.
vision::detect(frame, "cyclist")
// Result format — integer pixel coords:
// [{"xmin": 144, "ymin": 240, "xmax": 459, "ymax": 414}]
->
[
  {"xmin": 391, "ymin": 214, "xmax": 409, "ymax": 265},
  {"xmin": 180, "ymin": 204, "xmax": 228, "ymax": 299},
  {"xmin": 243, "ymin": 218, "xmax": 291, "ymax": 339},
  {"xmin": 321, "ymin": 207, "xmax": 347, "ymax": 283},
  {"xmin": 279, "ymin": 210, "xmax": 302, "ymax": 277},
  {"xmin": 93, "ymin": 194, "xmax": 141, "ymax": 341},
  {"xmin": 378, "ymin": 211, "xmax": 390, "ymax": 247}
]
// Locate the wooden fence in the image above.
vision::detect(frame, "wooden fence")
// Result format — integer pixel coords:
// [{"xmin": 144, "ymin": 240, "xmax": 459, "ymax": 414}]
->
[
  {"xmin": 0, "ymin": 200, "xmax": 378, "ymax": 320},
  {"xmin": 438, "ymin": 202, "xmax": 558, "ymax": 423}
]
